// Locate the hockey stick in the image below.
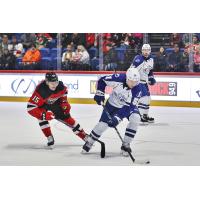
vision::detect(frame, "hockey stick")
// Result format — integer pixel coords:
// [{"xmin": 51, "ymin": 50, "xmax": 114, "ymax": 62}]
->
[
  {"xmin": 93, "ymin": 138, "xmax": 105, "ymax": 158},
  {"xmin": 58, "ymin": 119, "xmax": 105, "ymax": 158},
  {"xmin": 102, "ymin": 104, "xmax": 150, "ymax": 165}
]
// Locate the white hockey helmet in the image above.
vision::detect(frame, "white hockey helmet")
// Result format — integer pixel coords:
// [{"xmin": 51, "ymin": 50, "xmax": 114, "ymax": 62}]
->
[
  {"xmin": 142, "ymin": 44, "xmax": 151, "ymax": 52},
  {"xmin": 126, "ymin": 68, "xmax": 140, "ymax": 82},
  {"xmin": 142, "ymin": 44, "xmax": 151, "ymax": 57}
]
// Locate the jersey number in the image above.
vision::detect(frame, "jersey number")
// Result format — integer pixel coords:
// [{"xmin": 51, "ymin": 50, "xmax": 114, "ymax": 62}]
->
[{"xmin": 32, "ymin": 96, "xmax": 40, "ymax": 103}]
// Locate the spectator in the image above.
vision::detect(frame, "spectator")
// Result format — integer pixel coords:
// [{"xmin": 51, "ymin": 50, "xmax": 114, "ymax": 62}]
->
[
  {"xmin": 132, "ymin": 33, "xmax": 143, "ymax": 45},
  {"xmin": 0, "ymin": 49, "xmax": 16, "ymax": 70},
  {"xmin": 185, "ymin": 34, "xmax": 200, "ymax": 54},
  {"xmin": 125, "ymin": 34, "xmax": 134, "ymax": 46},
  {"xmin": 154, "ymin": 47, "xmax": 167, "ymax": 71},
  {"xmin": 21, "ymin": 43, "xmax": 41, "ymax": 70},
  {"xmin": 104, "ymin": 33, "xmax": 112, "ymax": 40},
  {"xmin": 61, "ymin": 44, "xmax": 75, "ymax": 70},
  {"xmin": 103, "ymin": 33, "xmax": 113, "ymax": 53},
  {"xmin": 122, "ymin": 35, "xmax": 131, "ymax": 47},
  {"xmin": 48, "ymin": 33, "xmax": 57, "ymax": 39},
  {"xmin": 85, "ymin": 33, "xmax": 96, "ymax": 48},
  {"xmin": 182, "ymin": 33, "xmax": 190, "ymax": 47},
  {"xmin": 191, "ymin": 34, "xmax": 200, "ymax": 53},
  {"xmin": 111, "ymin": 33, "xmax": 126, "ymax": 47},
  {"xmin": 36, "ymin": 33, "xmax": 52, "ymax": 49},
  {"xmin": 70, "ymin": 33, "xmax": 86, "ymax": 49},
  {"xmin": 166, "ymin": 43, "xmax": 182, "ymax": 72},
  {"xmin": 170, "ymin": 33, "xmax": 181, "ymax": 47},
  {"xmin": 126, "ymin": 34, "xmax": 142, "ymax": 54},
  {"xmin": 8, "ymin": 35, "xmax": 24, "ymax": 58},
  {"xmin": 193, "ymin": 45, "xmax": 200, "ymax": 72},
  {"xmin": 192, "ymin": 34, "xmax": 199, "ymax": 44},
  {"xmin": 180, "ymin": 47, "xmax": 189, "ymax": 72},
  {"xmin": 70, "ymin": 45, "xmax": 90, "ymax": 70},
  {"xmin": 0, "ymin": 35, "xmax": 9, "ymax": 55},
  {"xmin": 20, "ymin": 33, "xmax": 36, "ymax": 49},
  {"xmin": 104, "ymin": 43, "xmax": 117, "ymax": 70},
  {"xmin": 61, "ymin": 33, "xmax": 72, "ymax": 47}
]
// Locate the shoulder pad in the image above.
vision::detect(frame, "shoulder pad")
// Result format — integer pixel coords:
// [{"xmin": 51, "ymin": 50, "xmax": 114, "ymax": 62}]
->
[
  {"xmin": 56, "ymin": 81, "xmax": 65, "ymax": 91},
  {"xmin": 36, "ymin": 81, "xmax": 50, "ymax": 99}
]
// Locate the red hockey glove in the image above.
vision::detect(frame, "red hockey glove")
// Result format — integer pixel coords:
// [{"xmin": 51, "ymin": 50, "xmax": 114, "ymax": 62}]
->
[{"xmin": 42, "ymin": 111, "xmax": 55, "ymax": 121}]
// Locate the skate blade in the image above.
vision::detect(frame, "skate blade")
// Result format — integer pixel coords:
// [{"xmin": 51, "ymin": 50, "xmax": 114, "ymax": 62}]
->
[{"xmin": 148, "ymin": 120, "xmax": 155, "ymax": 123}]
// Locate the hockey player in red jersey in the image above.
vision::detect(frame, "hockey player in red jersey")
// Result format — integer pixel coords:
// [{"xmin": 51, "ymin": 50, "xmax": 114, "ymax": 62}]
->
[{"xmin": 27, "ymin": 72, "xmax": 88, "ymax": 147}]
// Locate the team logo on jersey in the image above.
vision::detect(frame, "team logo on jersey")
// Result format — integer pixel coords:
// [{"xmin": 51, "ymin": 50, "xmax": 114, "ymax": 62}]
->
[
  {"xmin": 118, "ymin": 93, "xmax": 127, "ymax": 104},
  {"xmin": 11, "ymin": 78, "xmax": 36, "ymax": 95},
  {"xmin": 47, "ymin": 97, "xmax": 59, "ymax": 104},
  {"xmin": 135, "ymin": 58, "xmax": 140, "ymax": 63},
  {"xmin": 143, "ymin": 67, "xmax": 150, "ymax": 75}
]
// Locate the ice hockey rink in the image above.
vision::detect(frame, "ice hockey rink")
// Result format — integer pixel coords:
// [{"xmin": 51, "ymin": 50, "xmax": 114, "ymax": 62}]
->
[{"xmin": 0, "ymin": 101, "xmax": 200, "ymax": 166}]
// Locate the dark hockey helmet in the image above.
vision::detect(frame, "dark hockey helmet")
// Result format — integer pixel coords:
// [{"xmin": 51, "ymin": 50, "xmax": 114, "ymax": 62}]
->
[{"xmin": 45, "ymin": 72, "xmax": 58, "ymax": 82}]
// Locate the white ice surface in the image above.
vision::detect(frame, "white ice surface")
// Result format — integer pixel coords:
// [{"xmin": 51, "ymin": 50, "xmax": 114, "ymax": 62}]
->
[{"xmin": 0, "ymin": 102, "xmax": 200, "ymax": 166}]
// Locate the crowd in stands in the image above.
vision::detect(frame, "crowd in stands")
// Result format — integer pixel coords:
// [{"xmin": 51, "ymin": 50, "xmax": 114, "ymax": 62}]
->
[
  {"xmin": 61, "ymin": 33, "xmax": 143, "ymax": 71},
  {"xmin": 0, "ymin": 33, "xmax": 56, "ymax": 70},
  {"xmin": 0, "ymin": 33, "xmax": 200, "ymax": 72},
  {"xmin": 154, "ymin": 33, "xmax": 200, "ymax": 72}
]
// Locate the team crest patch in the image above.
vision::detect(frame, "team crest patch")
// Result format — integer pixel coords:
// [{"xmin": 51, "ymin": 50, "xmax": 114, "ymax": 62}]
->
[{"xmin": 135, "ymin": 58, "xmax": 140, "ymax": 63}]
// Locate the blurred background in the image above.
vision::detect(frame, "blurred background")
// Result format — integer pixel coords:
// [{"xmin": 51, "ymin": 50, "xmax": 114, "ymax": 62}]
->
[{"xmin": 1, "ymin": 33, "xmax": 199, "ymax": 72}]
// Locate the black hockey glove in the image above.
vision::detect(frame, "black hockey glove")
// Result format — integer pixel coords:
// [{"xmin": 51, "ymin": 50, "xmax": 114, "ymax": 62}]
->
[{"xmin": 94, "ymin": 90, "xmax": 105, "ymax": 105}]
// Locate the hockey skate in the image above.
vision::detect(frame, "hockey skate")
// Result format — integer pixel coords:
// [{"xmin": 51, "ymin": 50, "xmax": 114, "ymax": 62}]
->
[
  {"xmin": 81, "ymin": 136, "xmax": 95, "ymax": 154},
  {"xmin": 141, "ymin": 114, "xmax": 154, "ymax": 124},
  {"xmin": 77, "ymin": 130, "xmax": 89, "ymax": 142},
  {"xmin": 146, "ymin": 115, "xmax": 154, "ymax": 123},
  {"xmin": 47, "ymin": 135, "xmax": 54, "ymax": 148},
  {"xmin": 141, "ymin": 114, "xmax": 149, "ymax": 124},
  {"xmin": 120, "ymin": 143, "xmax": 132, "ymax": 157}
]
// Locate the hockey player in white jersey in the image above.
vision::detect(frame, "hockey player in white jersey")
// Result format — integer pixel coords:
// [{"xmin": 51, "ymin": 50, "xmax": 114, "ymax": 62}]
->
[
  {"xmin": 82, "ymin": 68, "xmax": 142, "ymax": 156},
  {"xmin": 131, "ymin": 44, "xmax": 156, "ymax": 123}
]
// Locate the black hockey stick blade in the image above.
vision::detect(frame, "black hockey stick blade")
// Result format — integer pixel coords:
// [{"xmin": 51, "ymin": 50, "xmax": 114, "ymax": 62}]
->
[
  {"xmin": 127, "ymin": 151, "xmax": 135, "ymax": 163},
  {"xmin": 96, "ymin": 139, "xmax": 105, "ymax": 158}
]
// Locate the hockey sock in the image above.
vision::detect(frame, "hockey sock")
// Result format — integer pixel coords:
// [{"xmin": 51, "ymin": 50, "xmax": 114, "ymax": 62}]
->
[
  {"xmin": 138, "ymin": 103, "xmax": 150, "ymax": 115},
  {"xmin": 39, "ymin": 120, "xmax": 52, "ymax": 137},
  {"xmin": 123, "ymin": 128, "xmax": 136, "ymax": 144},
  {"xmin": 72, "ymin": 123, "xmax": 87, "ymax": 140}
]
